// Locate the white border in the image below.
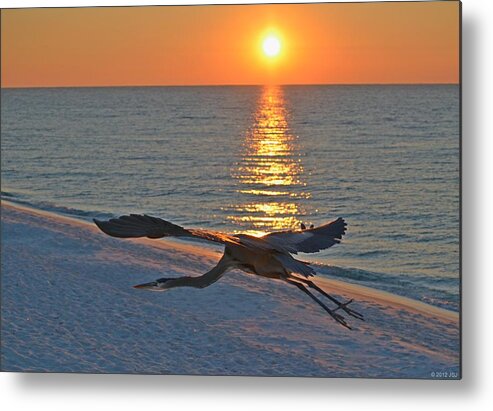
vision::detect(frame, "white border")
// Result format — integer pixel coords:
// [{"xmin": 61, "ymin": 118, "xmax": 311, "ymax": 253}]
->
[{"xmin": 2, "ymin": 0, "xmax": 493, "ymax": 410}]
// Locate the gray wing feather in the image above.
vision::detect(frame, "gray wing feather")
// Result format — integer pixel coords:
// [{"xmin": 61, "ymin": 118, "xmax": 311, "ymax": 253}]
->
[
  {"xmin": 274, "ymin": 254, "xmax": 316, "ymax": 277},
  {"xmin": 94, "ymin": 214, "xmax": 189, "ymax": 239},
  {"xmin": 94, "ymin": 214, "xmax": 241, "ymax": 246},
  {"xmin": 263, "ymin": 217, "xmax": 347, "ymax": 254}
]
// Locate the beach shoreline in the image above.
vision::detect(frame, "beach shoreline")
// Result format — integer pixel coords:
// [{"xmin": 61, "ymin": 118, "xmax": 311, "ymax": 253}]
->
[{"xmin": 1, "ymin": 201, "xmax": 460, "ymax": 377}]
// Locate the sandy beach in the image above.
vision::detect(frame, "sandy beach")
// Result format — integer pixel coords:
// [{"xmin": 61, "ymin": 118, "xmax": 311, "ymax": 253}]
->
[{"xmin": 1, "ymin": 201, "xmax": 460, "ymax": 378}]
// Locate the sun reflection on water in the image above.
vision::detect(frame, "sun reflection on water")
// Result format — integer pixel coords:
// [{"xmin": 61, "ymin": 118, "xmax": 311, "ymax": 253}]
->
[{"xmin": 228, "ymin": 86, "xmax": 309, "ymax": 235}]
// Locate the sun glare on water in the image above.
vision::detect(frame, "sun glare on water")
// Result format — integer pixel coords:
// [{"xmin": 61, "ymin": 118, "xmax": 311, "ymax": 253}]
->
[{"xmin": 262, "ymin": 36, "xmax": 281, "ymax": 58}]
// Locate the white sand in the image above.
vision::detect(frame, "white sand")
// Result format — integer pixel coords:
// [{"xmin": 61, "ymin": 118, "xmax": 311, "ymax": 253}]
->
[{"xmin": 1, "ymin": 201, "xmax": 460, "ymax": 378}]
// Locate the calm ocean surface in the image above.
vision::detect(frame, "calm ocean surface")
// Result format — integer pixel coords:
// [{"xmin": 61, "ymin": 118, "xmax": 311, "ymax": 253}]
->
[{"xmin": 1, "ymin": 85, "xmax": 460, "ymax": 311}]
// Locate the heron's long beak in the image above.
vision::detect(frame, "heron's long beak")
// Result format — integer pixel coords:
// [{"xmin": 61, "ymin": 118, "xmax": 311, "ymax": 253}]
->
[{"xmin": 133, "ymin": 281, "xmax": 159, "ymax": 290}]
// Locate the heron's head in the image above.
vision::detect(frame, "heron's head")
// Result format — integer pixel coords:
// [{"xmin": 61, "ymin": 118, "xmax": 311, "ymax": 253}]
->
[{"xmin": 133, "ymin": 277, "xmax": 174, "ymax": 291}]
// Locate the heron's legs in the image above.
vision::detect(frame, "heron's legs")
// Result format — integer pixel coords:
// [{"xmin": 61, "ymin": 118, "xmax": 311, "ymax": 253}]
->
[
  {"xmin": 303, "ymin": 280, "xmax": 364, "ymax": 321},
  {"xmin": 286, "ymin": 279, "xmax": 351, "ymax": 329}
]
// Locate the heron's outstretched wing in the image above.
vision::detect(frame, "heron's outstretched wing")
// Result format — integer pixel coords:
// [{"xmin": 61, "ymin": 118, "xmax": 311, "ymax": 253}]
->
[
  {"xmin": 94, "ymin": 214, "xmax": 241, "ymax": 246},
  {"xmin": 262, "ymin": 217, "xmax": 347, "ymax": 254}
]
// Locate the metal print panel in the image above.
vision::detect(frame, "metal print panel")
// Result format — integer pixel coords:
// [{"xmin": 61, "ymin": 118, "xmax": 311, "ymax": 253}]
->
[{"xmin": 0, "ymin": 1, "xmax": 461, "ymax": 378}]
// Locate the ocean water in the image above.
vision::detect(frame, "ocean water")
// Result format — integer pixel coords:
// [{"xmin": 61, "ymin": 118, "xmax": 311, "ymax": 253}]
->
[{"xmin": 0, "ymin": 85, "xmax": 460, "ymax": 311}]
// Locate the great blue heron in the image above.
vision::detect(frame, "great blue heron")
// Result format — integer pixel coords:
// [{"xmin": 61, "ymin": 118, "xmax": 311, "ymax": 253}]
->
[{"xmin": 94, "ymin": 215, "xmax": 363, "ymax": 328}]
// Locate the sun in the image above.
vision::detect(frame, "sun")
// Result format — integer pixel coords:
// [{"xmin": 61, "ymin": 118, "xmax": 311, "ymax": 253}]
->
[{"xmin": 262, "ymin": 36, "xmax": 281, "ymax": 58}]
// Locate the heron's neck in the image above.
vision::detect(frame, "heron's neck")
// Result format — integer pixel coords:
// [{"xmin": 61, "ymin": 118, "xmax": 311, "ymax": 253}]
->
[
  {"xmin": 166, "ymin": 276, "xmax": 206, "ymax": 289},
  {"xmin": 166, "ymin": 256, "xmax": 230, "ymax": 289}
]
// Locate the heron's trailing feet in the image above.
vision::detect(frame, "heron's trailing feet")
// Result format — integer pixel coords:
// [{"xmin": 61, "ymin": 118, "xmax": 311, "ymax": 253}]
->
[
  {"xmin": 286, "ymin": 279, "xmax": 353, "ymax": 329},
  {"xmin": 303, "ymin": 281, "xmax": 365, "ymax": 320}
]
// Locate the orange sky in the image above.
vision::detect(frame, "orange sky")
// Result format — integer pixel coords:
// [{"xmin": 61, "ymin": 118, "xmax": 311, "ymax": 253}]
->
[{"xmin": 1, "ymin": 2, "xmax": 460, "ymax": 87}]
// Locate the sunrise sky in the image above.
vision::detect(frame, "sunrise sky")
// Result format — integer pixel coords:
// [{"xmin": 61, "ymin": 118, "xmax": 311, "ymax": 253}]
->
[{"xmin": 1, "ymin": 1, "xmax": 460, "ymax": 88}]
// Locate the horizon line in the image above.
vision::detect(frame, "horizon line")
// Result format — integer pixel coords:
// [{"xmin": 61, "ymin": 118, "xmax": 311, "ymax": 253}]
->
[{"xmin": 1, "ymin": 82, "xmax": 460, "ymax": 90}]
